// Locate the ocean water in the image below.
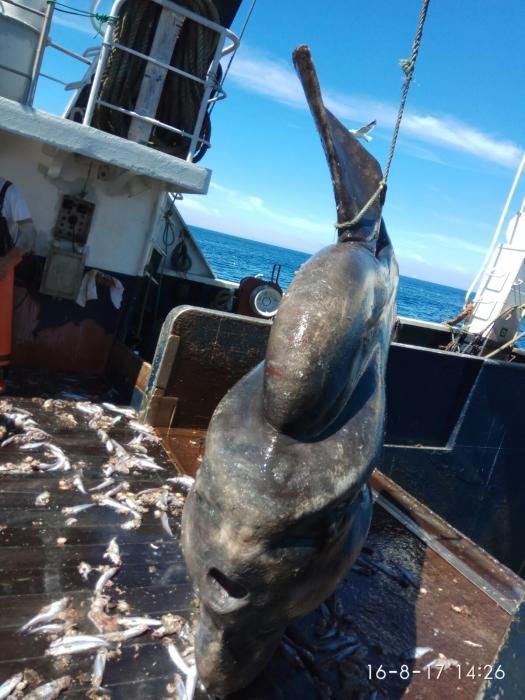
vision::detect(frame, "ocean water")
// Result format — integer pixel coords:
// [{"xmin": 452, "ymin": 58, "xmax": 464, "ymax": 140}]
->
[{"xmin": 190, "ymin": 226, "xmax": 466, "ymax": 324}]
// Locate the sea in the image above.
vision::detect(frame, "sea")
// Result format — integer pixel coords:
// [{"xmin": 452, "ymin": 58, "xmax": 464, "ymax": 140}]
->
[{"xmin": 190, "ymin": 226, "xmax": 466, "ymax": 324}]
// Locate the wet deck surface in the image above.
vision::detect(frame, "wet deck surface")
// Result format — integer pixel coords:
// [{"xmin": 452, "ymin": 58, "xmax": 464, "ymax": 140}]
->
[
  {"xmin": 0, "ymin": 372, "xmax": 523, "ymax": 698},
  {"xmin": 0, "ymin": 374, "xmax": 196, "ymax": 698}
]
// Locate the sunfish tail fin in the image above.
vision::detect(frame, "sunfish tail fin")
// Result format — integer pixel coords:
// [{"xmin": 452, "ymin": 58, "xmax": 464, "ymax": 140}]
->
[{"xmin": 293, "ymin": 45, "xmax": 385, "ymax": 245}]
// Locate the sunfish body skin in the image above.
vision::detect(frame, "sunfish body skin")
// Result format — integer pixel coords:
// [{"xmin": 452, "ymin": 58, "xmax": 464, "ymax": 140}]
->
[{"xmin": 182, "ymin": 45, "xmax": 399, "ymax": 697}]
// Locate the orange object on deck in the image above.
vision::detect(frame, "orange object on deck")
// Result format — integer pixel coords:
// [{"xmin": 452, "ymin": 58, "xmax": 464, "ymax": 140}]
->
[{"xmin": 0, "ymin": 254, "xmax": 22, "ymax": 371}]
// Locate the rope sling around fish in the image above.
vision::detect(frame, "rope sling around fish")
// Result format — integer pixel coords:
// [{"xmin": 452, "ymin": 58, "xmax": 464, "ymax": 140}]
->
[{"xmin": 336, "ymin": 0, "xmax": 431, "ymax": 237}]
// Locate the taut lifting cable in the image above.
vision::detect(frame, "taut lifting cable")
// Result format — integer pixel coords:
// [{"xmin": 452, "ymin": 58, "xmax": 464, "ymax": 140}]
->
[{"xmin": 336, "ymin": 0, "xmax": 431, "ymax": 233}]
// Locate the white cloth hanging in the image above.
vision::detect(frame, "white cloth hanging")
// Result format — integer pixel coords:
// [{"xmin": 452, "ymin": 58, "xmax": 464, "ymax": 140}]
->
[{"xmin": 76, "ymin": 270, "xmax": 125, "ymax": 309}]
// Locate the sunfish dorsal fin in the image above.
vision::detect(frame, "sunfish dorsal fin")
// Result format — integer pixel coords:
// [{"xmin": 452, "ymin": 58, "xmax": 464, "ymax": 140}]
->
[{"xmin": 293, "ymin": 45, "xmax": 384, "ymax": 244}]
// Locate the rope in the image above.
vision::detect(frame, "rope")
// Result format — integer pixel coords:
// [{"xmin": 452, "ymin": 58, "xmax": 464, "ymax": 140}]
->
[
  {"xmin": 336, "ymin": 0, "xmax": 431, "ymax": 232},
  {"xmin": 46, "ymin": 1, "xmax": 117, "ymax": 26},
  {"xmin": 93, "ymin": 0, "xmax": 219, "ymax": 161}
]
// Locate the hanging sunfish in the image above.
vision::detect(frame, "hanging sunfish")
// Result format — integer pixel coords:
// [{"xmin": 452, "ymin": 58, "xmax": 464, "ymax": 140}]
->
[{"xmin": 182, "ymin": 45, "xmax": 399, "ymax": 697}]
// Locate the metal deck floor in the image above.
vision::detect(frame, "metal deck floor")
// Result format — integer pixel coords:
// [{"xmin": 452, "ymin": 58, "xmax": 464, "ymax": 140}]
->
[{"xmin": 0, "ymin": 373, "xmax": 523, "ymax": 698}]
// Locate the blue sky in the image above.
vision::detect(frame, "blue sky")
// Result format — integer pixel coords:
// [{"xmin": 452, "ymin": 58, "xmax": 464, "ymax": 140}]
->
[{"xmin": 36, "ymin": 1, "xmax": 525, "ymax": 288}]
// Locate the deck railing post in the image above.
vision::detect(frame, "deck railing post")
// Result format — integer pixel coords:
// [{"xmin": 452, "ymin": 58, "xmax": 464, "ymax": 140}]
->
[{"xmin": 25, "ymin": 0, "xmax": 54, "ymax": 106}]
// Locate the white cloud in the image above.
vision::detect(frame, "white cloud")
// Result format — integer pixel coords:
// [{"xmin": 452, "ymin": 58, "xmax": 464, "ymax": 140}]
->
[
  {"xmin": 228, "ymin": 55, "xmax": 305, "ymax": 108},
  {"xmin": 423, "ymin": 232, "xmax": 487, "ymax": 255},
  {"xmin": 398, "ymin": 251, "xmax": 426, "ymax": 263},
  {"xmin": 209, "ymin": 181, "xmax": 330, "ymax": 235},
  {"xmin": 228, "ymin": 51, "xmax": 522, "ymax": 168},
  {"xmin": 52, "ymin": 13, "xmax": 102, "ymax": 36}
]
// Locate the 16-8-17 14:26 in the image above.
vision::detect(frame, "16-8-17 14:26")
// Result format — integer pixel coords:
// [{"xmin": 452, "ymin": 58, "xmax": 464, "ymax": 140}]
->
[{"xmin": 368, "ymin": 664, "xmax": 506, "ymax": 681}]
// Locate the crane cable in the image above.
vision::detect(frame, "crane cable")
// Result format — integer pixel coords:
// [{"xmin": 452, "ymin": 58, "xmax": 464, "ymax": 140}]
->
[{"xmin": 336, "ymin": 0, "xmax": 431, "ymax": 233}]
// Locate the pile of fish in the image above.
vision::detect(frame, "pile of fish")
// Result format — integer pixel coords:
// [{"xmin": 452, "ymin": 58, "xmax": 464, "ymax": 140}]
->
[
  {"xmin": 0, "ymin": 399, "xmax": 193, "ymax": 533},
  {"xmin": 4, "ymin": 537, "xmax": 197, "ymax": 699},
  {"xmin": 0, "ymin": 397, "xmax": 199, "ymax": 698}
]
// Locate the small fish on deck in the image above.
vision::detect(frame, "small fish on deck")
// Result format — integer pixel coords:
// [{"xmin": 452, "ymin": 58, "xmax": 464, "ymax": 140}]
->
[
  {"xmin": 167, "ymin": 642, "xmax": 190, "ymax": 677},
  {"xmin": 0, "ymin": 672, "xmax": 24, "ymax": 700},
  {"xmin": 94, "ymin": 566, "xmax": 120, "ymax": 594},
  {"xmin": 91, "ymin": 648, "xmax": 107, "ymax": 690},
  {"xmin": 22, "ymin": 675, "xmax": 71, "ymax": 700},
  {"xmin": 103, "ymin": 624, "xmax": 149, "ymax": 642},
  {"xmin": 102, "ymin": 402, "xmax": 136, "ymax": 419},
  {"xmin": 46, "ymin": 634, "xmax": 111, "ymax": 656},
  {"xmin": 20, "ymin": 597, "xmax": 70, "ymax": 633}
]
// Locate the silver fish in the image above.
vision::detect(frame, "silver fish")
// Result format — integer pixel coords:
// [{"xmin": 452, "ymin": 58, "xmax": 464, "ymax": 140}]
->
[
  {"xmin": 412, "ymin": 646, "xmax": 433, "ymax": 659},
  {"xmin": 185, "ymin": 665, "xmax": 197, "ymax": 700},
  {"xmin": 62, "ymin": 504, "xmax": 95, "ymax": 515},
  {"xmin": 173, "ymin": 673, "xmax": 189, "ymax": 700},
  {"xmin": 46, "ymin": 634, "xmax": 110, "ymax": 656},
  {"xmin": 37, "ymin": 444, "xmax": 71, "ymax": 472},
  {"xmin": 20, "ymin": 597, "xmax": 70, "ymax": 632},
  {"xmin": 102, "ymin": 402, "xmax": 136, "ymax": 418},
  {"xmin": 73, "ymin": 474, "xmax": 87, "ymax": 495},
  {"xmin": 90, "ymin": 477, "xmax": 115, "ymax": 492},
  {"xmin": 160, "ymin": 511, "xmax": 174, "ymax": 537},
  {"xmin": 128, "ymin": 420, "xmax": 157, "ymax": 437},
  {"xmin": 95, "ymin": 566, "xmax": 120, "ymax": 593},
  {"xmin": 100, "ymin": 497, "xmax": 141, "ymax": 517},
  {"xmin": 103, "ymin": 483, "xmax": 126, "ymax": 498},
  {"xmin": 76, "ymin": 403, "xmax": 103, "ymax": 416},
  {"xmin": 132, "ymin": 457, "xmax": 165, "ymax": 472},
  {"xmin": 22, "ymin": 675, "xmax": 71, "ymax": 699},
  {"xmin": 167, "ymin": 642, "xmax": 190, "ymax": 676},
  {"xmin": 103, "ymin": 624, "xmax": 149, "ymax": 642},
  {"xmin": 158, "ymin": 490, "xmax": 173, "ymax": 536},
  {"xmin": 0, "ymin": 672, "xmax": 23, "ymax": 700},
  {"xmin": 118, "ymin": 616, "xmax": 162, "ymax": 628},
  {"xmin": 20, "ymin": 441, "xmax": 47, "ymax": 451},
  {"xmin": 91, "ymin": 647, "xmax": 107, "ymax": 689},
  {"xmin": 29, "ymin": 623, "xmax": 67, "ymax": 635}
]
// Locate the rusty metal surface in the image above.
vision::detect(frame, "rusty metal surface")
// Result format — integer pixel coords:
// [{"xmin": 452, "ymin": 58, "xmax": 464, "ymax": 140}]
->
[
  {"xmin": 13, "ymin": 290, "xmax": 114, "ymax": 374},
  {"xmin": 371, "ymin": 470, "xmax": 525, "ymax": 612},
  {"xmin": 157, "ymin": 427, "xmax": 206, "ymax": 477},
  {"xmin": 157, "ymin": 307, "xmax": 271, "ymax": 428}
]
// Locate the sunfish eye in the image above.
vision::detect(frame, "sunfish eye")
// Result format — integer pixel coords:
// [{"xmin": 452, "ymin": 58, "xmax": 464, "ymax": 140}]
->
[{"xmin": 207, "ymin": 568, "xmax": 249, "ymax": 605}]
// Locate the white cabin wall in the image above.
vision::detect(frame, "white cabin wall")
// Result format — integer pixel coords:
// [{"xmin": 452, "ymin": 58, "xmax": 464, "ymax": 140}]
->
[
  {"xmin": 0, "ymin": 130, "xmax": 166, "ymax": 276},
  {"xmin": 149, "ymin": 193, "xmax": 214, "ymax": 279}
]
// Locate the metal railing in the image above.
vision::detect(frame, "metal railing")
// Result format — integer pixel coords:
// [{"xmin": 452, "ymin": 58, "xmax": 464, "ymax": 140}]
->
[{"xmin": 1, "ymin": 0, "xmax": 240, "ymax": 163}]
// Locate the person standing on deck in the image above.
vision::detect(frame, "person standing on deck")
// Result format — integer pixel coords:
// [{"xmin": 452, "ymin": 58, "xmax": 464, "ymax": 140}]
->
[{"xmin": 0, "ymin": 178, "xmax": 35, "ymax": 394}]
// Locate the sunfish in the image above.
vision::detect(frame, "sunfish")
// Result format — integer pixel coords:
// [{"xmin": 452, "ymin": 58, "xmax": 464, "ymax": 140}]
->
[{"xmin": 182, "ymin": 45, "xmax": 398, "ymax": 697}]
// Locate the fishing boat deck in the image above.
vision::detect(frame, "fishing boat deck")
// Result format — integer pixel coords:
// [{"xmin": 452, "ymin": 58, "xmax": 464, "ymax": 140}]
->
[{"xmin": 0, "ymin": 371, "xmax": 523, "ymax": 698}]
